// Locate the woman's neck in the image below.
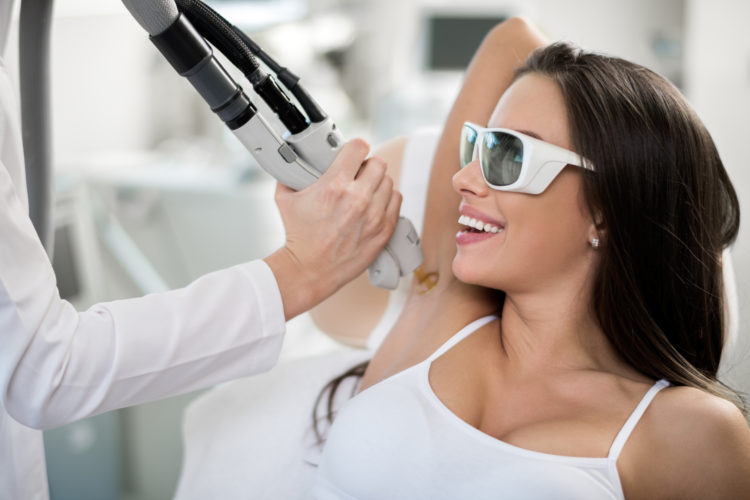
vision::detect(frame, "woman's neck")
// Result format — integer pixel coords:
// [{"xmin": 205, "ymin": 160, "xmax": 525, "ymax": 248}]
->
[{"xmin": 497, "ymin": 284, "xmax": 625, "ymax": 379}]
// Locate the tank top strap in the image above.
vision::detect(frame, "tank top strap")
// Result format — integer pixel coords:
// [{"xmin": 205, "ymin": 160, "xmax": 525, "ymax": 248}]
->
[
  {"xmin": 608, "ymin": 379, "xmax": 670, "ymax": 461},
  {"xmin": 427, "ymin": 315, "xmax": 499, "ymax": 363}
]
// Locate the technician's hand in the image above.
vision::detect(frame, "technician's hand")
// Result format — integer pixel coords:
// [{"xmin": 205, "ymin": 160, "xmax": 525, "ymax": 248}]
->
[{"xmin": 264, "ymin": 138, "xmax": 402, "ymax": 320}]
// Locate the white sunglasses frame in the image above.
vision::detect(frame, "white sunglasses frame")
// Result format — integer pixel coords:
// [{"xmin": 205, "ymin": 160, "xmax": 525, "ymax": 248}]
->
[{"xmin": 461, "ymin": 122, "xmax": 594, "ymax": 195}]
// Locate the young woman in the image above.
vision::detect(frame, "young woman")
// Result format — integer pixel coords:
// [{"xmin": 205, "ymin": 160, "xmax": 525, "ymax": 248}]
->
[{"xmin": 309, "ymin": 17, "xmax": 750, "ymax": 500}]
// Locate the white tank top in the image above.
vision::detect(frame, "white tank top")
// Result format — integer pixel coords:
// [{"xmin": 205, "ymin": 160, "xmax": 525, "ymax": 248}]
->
[{"xmin": 311, "ymin": 315, "xmax": 670, "ymax": 499}]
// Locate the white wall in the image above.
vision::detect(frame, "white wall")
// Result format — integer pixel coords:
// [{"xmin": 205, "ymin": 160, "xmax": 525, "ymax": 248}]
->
[
  {"xmin": 684, "ymin": 0, "xmax": 750, "ymax": 391},
  {"xmin": 49, "ymin": 4, "xmax": 154, "ymax": 165}
]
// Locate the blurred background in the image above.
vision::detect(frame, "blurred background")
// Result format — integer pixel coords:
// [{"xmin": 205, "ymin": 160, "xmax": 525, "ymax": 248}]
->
[{"xmin": 4, "ymin": 0, "xmax": 750, "ymax": 498}]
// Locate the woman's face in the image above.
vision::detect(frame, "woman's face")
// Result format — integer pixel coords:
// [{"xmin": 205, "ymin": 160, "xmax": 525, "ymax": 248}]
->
[{"xmin": 451, "ymin": 73, "xmax": 597, "ymax": 294}]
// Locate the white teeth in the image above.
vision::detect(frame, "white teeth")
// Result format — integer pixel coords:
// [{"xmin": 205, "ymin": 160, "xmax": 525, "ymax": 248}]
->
[{"xmin": 457, "ymin": 214, "xmax": 503, "ymax": 234}]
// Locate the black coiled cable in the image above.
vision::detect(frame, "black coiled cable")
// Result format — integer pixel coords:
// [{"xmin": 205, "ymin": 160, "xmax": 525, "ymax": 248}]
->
[
  {"xmin": 175, "ymin": 0, "xmax": 309, "ymax": 133},
  {"xmin": 176, "ymin": 0, "xmax": 328, "ymax": 125}
]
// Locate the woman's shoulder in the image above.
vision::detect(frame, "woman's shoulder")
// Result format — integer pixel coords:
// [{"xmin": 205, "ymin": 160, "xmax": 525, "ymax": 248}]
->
[
  {"xmin": 649, "ymin": 385, "xmax": 748, "ymax": 446},
  {"xmin": 621, "ymin": 384, "xmax": 750, "ymax": 499}
]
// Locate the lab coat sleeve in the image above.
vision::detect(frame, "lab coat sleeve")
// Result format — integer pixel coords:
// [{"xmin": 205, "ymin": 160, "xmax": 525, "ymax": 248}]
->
[{"xmin": 0, "ymin": 158, "xmax": 287, "ymax": 429}]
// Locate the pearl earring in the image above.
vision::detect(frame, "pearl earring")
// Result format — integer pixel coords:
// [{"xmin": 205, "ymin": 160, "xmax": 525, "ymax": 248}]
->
[{"xmin": 591, "ymin": 237, "xmax": 600, "ymax": 248}]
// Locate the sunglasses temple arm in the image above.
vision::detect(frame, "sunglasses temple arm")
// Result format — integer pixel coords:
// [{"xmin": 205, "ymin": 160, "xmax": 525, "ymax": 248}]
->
[{"xmin": 525, "ymin": 161, "xmax": 570, "ymax": 195}]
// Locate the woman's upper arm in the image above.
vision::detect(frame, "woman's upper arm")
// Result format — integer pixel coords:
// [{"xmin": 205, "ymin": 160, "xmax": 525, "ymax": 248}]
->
[{"xmin": 678, "ymin": 398, "xmax": 750, "ymax": 499}]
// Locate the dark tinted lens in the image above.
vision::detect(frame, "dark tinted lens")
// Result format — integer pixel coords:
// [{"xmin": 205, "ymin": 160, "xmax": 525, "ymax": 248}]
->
[
  {"xmin": 481, "ymin": 131, "xmax": 524, "ymax": 186},
  {"xmin": 459, "ymin": 125, "xmax": 478, "ymax": 167}
]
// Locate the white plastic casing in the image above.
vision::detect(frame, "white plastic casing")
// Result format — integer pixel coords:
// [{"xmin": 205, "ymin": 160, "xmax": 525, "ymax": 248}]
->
[
  {"xmin": 233, "ymin": 114, "xmax": 320, "ymax": 190},
  {"xmin": 285, "ymin": 118, "xmax": 344, "ymax": 176},
  {"xmin": 368, "ymin": 217, "xmax": 423, "ymax": 289}
]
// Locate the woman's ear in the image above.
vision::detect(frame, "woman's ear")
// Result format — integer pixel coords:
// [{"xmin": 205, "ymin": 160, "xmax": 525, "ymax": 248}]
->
[
  {"xmin": 588, "ymin": 211, "xmax": 606, "ymax": 248},
  {"xmin": 587, "ymin": 224, "xmax": 603, "ymax": 248}
]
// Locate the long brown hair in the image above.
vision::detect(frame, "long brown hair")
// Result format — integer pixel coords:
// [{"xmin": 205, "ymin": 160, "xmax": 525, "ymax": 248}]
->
[{"xmin": 516, "ymin": 42, "xmax": 742, "ymax": 409}]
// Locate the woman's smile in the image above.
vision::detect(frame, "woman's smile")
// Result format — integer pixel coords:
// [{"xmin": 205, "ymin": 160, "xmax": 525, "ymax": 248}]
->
[{"xmin": 456, "ymin": 204, "xmax": 506, "ymax": 245}]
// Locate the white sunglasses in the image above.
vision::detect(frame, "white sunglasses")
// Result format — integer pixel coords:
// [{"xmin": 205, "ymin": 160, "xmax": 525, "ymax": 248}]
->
[{"xmin": 460, "ymin": 122, "xmax": 594, "ymax": 194}]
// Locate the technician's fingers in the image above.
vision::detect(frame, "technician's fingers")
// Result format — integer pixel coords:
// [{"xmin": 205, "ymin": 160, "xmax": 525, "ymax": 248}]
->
[
  {"xmin": 321, "ymin": 138, "xmax": 371, "ymax": 181},
  {"xmin": 355, "ymin": 188, "xmax": 401, "ymax": 270},
  {"xmin": 363, "ymin": 172, "xmax": 394, "ymax": 234},
  {"xmin": 354, "ymin": 156, "xmax": 387, "ymax": 195}
]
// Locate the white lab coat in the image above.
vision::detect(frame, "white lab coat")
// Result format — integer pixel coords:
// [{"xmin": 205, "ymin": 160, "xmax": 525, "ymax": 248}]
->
[{"xmin": 0, "ymin": 3, "xmax": 287, "ymax": 498}]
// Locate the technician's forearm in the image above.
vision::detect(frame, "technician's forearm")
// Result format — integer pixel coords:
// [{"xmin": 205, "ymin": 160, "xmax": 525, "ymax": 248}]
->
[{"xmin": 2, "ymin": 254, "xmax": 285, "ymax": 430}]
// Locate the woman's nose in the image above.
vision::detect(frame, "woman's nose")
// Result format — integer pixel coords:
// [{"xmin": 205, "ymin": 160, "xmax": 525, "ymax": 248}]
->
[{"xmin": 452, "ymin": 158, "xmax": 488, "ymax": 197}]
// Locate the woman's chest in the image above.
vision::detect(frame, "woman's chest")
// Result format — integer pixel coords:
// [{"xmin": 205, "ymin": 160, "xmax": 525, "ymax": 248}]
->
[
  {"xmin": 429, "ymin": 344, "xmax": 640, "ymax": 459},
  {"xmin": 316, "ymin": 365, "xmax": 622, "ymax": 500}
]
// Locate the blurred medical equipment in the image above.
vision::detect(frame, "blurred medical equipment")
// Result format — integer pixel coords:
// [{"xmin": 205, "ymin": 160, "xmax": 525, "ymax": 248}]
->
[
  {"xmin": 421, "ymin": 9, "xmax": 508, "ymax": 71},
  {"xmin": 119, "ymin": 0, "xmax": 423, "ymax": 290},
  {"xmin": 18, "ymin": 0, "xmax": 54, "ymax": 251}
]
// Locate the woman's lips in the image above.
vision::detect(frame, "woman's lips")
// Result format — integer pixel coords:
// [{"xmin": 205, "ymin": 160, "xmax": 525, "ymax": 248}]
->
[
  {"xmin": 458, "ymin": 203, "xmax": 505, "ymax": 230},
  {"xmin": 456, "ymin": 203, "xmax": 505, "ymax": 245},
  {"xmin": 456, "ymin": 229, "xmax": 499, "ymax": 245}
]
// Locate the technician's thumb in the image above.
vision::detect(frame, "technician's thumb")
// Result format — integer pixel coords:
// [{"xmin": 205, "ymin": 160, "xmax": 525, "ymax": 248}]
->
[{"xmin": 322, "ymin": 138, "xmax": 371, "ymax": 180}]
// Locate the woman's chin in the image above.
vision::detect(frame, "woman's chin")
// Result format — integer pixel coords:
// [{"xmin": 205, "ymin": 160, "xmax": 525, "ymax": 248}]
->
[
  {"xmin": 452, "ymin": 256, "xmax": 510, "ymax": 293},
  {"xmin": 451, "ymin": 258, "xmax": 486, "ymax": 287}
]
